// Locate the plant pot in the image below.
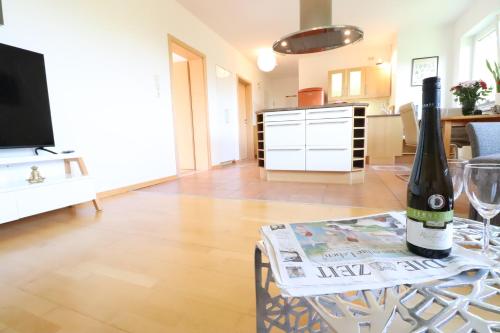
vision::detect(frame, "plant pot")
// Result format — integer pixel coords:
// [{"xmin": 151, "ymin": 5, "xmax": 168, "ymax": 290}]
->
[{"xmin": 461, "ymin": 99, "xmax": 476, "ymax": 116}]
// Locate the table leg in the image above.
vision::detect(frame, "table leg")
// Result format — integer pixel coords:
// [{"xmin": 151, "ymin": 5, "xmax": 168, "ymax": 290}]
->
[
  {"xmin": 443, "ymin": 121, "xmax": 452, "ymax": 158},
  {"xmin": 254, "ymin": 247, "xmax": 266, "ymax": 333}
]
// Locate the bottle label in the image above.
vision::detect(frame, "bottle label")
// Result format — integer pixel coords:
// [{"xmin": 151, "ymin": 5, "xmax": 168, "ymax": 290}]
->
[{"xmin": 406, "ymin": 208, "xmax": 453, "ymax": 250}]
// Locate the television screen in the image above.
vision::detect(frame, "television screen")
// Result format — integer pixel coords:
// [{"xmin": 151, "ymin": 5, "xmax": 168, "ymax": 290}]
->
[{"xmin": 0, "ymin": 43, "xmax": 55, "ymax": 148}]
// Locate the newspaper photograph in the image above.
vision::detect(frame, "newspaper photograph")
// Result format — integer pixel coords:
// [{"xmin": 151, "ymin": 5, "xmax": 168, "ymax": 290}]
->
[{"xmin": 261, "ymin": 212, "xmax": 496, "ymax": 297}]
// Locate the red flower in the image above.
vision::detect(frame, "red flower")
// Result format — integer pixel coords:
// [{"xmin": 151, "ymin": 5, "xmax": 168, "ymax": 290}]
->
[{"xmin": 479, "ymin": 80, "xmax": 488, "ymax": 90}]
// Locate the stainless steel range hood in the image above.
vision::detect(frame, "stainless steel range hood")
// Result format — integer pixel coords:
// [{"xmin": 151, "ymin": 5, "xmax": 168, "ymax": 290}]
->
[{"xmin": 273, "ymin": 0, "xmax": 363, "ymax": 55}]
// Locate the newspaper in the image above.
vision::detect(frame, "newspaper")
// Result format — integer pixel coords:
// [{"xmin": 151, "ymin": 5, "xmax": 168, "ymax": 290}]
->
[{"xmin": 261, "ymin": 212, "xmax": 496, "ymax": 297}]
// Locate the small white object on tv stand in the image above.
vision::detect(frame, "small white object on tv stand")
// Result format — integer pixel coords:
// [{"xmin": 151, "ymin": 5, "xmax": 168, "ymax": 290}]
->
[{"xmin": 0, "ymin": 153, "xmax": 101, "ymax": 224}]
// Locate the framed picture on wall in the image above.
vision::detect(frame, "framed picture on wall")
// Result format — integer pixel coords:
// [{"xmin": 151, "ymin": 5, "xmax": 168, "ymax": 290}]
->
[{"xmin": 411, "ymin": 56, "xmax": 439, "ymax": 86}]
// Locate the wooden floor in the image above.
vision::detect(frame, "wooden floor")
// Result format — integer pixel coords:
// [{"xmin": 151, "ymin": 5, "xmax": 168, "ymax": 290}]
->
[{"xmin": 0, "ymin": 162, "xmax": 470, "ymax": 332}]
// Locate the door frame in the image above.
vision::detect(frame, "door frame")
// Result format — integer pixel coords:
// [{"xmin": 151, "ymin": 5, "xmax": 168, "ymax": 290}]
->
[
  {"xmin": 236, "ymin": 76, "xmax": 255, "ymax": 160},
  {"xmin": 168, "ymin": 34, "xmax": 212, "ymax": 174}
]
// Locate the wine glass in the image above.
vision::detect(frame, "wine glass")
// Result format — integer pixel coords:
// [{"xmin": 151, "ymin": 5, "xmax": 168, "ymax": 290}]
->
[
  {"xmin": 447, "ymin": 159, "xmax": 467, "ymax": 201},
  {"xmin": 464, "ymin": 164, "xmax": 500, "ymax": 254}
]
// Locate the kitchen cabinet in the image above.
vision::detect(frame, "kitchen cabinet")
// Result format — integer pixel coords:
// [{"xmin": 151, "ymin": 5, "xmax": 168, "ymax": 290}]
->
[
  {"xmin": 265, "ymin": 120, "xmax": 305, "ymax": 147},
  {"xmin": 263, "ymin": 105, "xmax": 365, "ymax": 173},
  {"xmin": 328, "ymin": 65, "xmax": 390, "ymax": 101},
  {"xmin": 306, "ymin": 147, "xmax": 352, "ymax": 171},
  {"xmin": 265, "ymin": 147, "xmax": 306, "ymax": 171},
  {"xmin": 305, "ymin": 118, "xmax": 352, "ymax": 148},
  {"xmin": 364, "ymin": 66, "xmax": 391, "ymax": 98},
  {"xmin": 258, "ymin": 103, "xmax": 367, "ymax": 184}
]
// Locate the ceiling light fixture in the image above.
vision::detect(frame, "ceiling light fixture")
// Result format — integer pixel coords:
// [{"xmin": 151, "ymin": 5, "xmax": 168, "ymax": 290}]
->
[
  {"xmin": 257, "ymin": 48, "xmax": 277, "ymax": 72},
  {"xmin": 273, "ymin": 0, "xmax": 363, "ymax": 55},
  {"xmin": 344, "ymin": 38, "xmax": 351, "ymax": 44}
]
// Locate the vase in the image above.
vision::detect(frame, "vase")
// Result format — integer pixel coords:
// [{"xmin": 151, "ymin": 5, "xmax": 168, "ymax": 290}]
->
[{"xmin": 461, "ymin": 99, "xmax": 476, "ymax": 116}]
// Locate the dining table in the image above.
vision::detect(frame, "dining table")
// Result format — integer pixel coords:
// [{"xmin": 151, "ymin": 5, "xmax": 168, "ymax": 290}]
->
[{"xmin": 441, "ymin": 113, "xmax": 500, "ymax": 157}]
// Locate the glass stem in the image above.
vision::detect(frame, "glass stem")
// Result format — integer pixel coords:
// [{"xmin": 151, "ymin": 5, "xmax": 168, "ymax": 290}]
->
[{"xmin": 483, "ymin": 218, "xmax": 490, "ymax": 254}]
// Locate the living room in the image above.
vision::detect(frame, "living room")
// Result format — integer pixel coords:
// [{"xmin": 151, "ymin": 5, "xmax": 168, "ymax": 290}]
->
[{"xmin": 0, "ymin": 0, "xmax": 499, "ymax": 332}]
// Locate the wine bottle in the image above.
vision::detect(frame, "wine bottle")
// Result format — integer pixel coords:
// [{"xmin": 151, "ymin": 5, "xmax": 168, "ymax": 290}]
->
[{"xmin": 406, "ymin": 76, "xmax": 453, "ymax": 259}]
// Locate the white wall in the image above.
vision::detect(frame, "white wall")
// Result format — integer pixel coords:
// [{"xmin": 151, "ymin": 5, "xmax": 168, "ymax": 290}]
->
[
  {"xmin": 298, "ymin": 43, "xmax": 393, "ymax": 92},
  {"xmin": 393, "ymin": 25, "xmax": 454, "ymax": 113},
  {"xmin": 0, "ymin": 0, "xmax": 267, "ymax": 192},
  {"xmin": 450, "ymin": 0, "xmax": 500, "ymax": 104},
  {"xmin": 267, "ymin": 76, "xmax": 299, "ymax": 109}
]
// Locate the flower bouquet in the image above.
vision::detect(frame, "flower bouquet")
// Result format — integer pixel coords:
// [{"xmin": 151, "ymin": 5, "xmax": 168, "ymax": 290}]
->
[
  {"xmin": 450, "ymin": 80, "xmax": 491, "ymax": 115},
  {"xmin": 486, "ymin": 60, "xmax": 500, "ymax": 111}
]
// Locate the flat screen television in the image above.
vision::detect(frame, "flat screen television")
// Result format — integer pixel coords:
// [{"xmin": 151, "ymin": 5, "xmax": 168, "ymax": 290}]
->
[{"xmin": 0, "ymin": 43, "xmax": 55, "ymax": 148}]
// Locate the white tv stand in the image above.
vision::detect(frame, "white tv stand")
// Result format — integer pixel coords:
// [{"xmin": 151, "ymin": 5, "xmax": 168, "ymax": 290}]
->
[{"xmin": 0, "ymin": 153, "xmax": 101, "ymax": 224}]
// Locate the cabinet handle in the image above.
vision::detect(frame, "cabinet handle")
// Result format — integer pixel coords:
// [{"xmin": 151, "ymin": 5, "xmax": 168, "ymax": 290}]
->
[
  {"xmin": 307, "ymin": 147, "xmax": 348, "ymax": 151},
  {"xmin": 266, "ymin": 122, "xmax": 302, "ymax": 127},
  {"xmin": 267, "ymin": 148, "xmax": 303, "ymax": 151},
  {"xmin": 308, "ymin": 109, "xmax": 347, "ymax": 113},
  {"xmin": 266, "ymin": 111, "xmax": 302, "ymax": 116},
  {"xmin": 307, "ymin": 120, "xmax": 348, "ymax": 125}
]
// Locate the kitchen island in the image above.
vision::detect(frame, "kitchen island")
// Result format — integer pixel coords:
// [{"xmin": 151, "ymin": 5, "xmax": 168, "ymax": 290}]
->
[{"xmin": 256, "ymin": 103, "xmax": 368, "ymax": 184}]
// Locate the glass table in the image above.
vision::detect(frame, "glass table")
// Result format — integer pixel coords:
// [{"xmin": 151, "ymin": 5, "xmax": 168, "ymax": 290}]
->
[{"xmin": 255, "ymin": 218, "xmax": 500, "ymax": 333}]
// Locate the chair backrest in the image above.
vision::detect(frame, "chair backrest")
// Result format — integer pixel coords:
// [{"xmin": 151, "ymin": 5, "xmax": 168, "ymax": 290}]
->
[
  {"xmin": 466, "ymin": 122, "xmax": 500, "ymax": 158},
  {"xmin": 399, "ymin": 103, "xmax": 419, "ymax": 146}
]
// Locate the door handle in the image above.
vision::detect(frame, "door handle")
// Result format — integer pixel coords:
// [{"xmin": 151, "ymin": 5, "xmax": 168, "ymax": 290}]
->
[{"xmin": 266, "ymin": 111, "xmax": 302, "ymax": 116}]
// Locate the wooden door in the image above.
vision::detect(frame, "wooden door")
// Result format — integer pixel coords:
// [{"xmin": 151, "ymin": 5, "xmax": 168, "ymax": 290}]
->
[
  {"xmin": 238, "ymin": 81, "xmax": 248, "ymax": 160},
  {"xmin": 172, "ymin": 61, "xmax": 196, "ymax": 170}
]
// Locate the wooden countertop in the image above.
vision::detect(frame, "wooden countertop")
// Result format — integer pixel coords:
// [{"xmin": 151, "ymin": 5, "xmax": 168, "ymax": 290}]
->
[{"xmin": 257, "ymin": 102, "xmax": 369, "ymax": 114}]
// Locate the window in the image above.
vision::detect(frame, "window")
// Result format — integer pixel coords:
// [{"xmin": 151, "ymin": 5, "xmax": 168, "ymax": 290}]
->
[{"xmin": 471, "ymin": 20, "xmax": 499, "ymax": 100}]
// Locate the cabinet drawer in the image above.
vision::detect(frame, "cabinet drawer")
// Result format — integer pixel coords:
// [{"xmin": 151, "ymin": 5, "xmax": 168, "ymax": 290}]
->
[
  {"xmin": 264, "ymin": 110, "xmax": 305, "ymax": 122},
  {"xmin": 265, "ymin": 121, "xmax": 305, "ymax": 147},
  {"xmin": 265, "ymin": 147, "xmax": 305, "ymax": 171},
  {"xmin": 0, "ymin": 192, "xmax": 18, "ymax": 224},
  {"xmin": 16, "ymin": 178, "xmax": 96, "ymax": 219},
  {"xmin": 306, "ymin": 107, "xmax": 353, "ymax": 120},
  {"xmin": 306, "ymin": 118, "xmax": 353, "ymax": 147},
  {"xmin": 306, "ymin": 147, "xmax": 352, "ymax": 171}
]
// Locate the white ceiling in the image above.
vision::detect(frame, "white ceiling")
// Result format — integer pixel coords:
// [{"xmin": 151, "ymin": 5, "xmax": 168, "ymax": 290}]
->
[{"xmin": 176, "ymin": 0, "xmax": 472, "ymax": 78}]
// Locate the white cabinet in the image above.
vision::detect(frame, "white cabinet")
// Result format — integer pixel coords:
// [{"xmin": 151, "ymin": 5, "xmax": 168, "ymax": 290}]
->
[
  {"xmin": 16, "ymin": 178, "xmax": 96, "ymax": 219},
  {"xmin": 265, "ymin": 121, "xmax": 305, "ymax": 147},
  {"xmin": 306, "ymin": 118, "xmax": 352, "ymax": 148},
  {"xmin": 0, "ymin": 154, "xmax": 100, "ymax": 225},
  {"xmin": 0, "ymin": 192, "xmax": 18, "ymax": 224},
  {"xmin": 265, "ymin": 147, "xmax": 305, "ymax": 171},
  {"xmin": 264, "ymin": 107, "xmax": 358, "ymax": 172},
  {"xmin": 306, "ymin": 147, "xmax": 352, "ymax": 171}
]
